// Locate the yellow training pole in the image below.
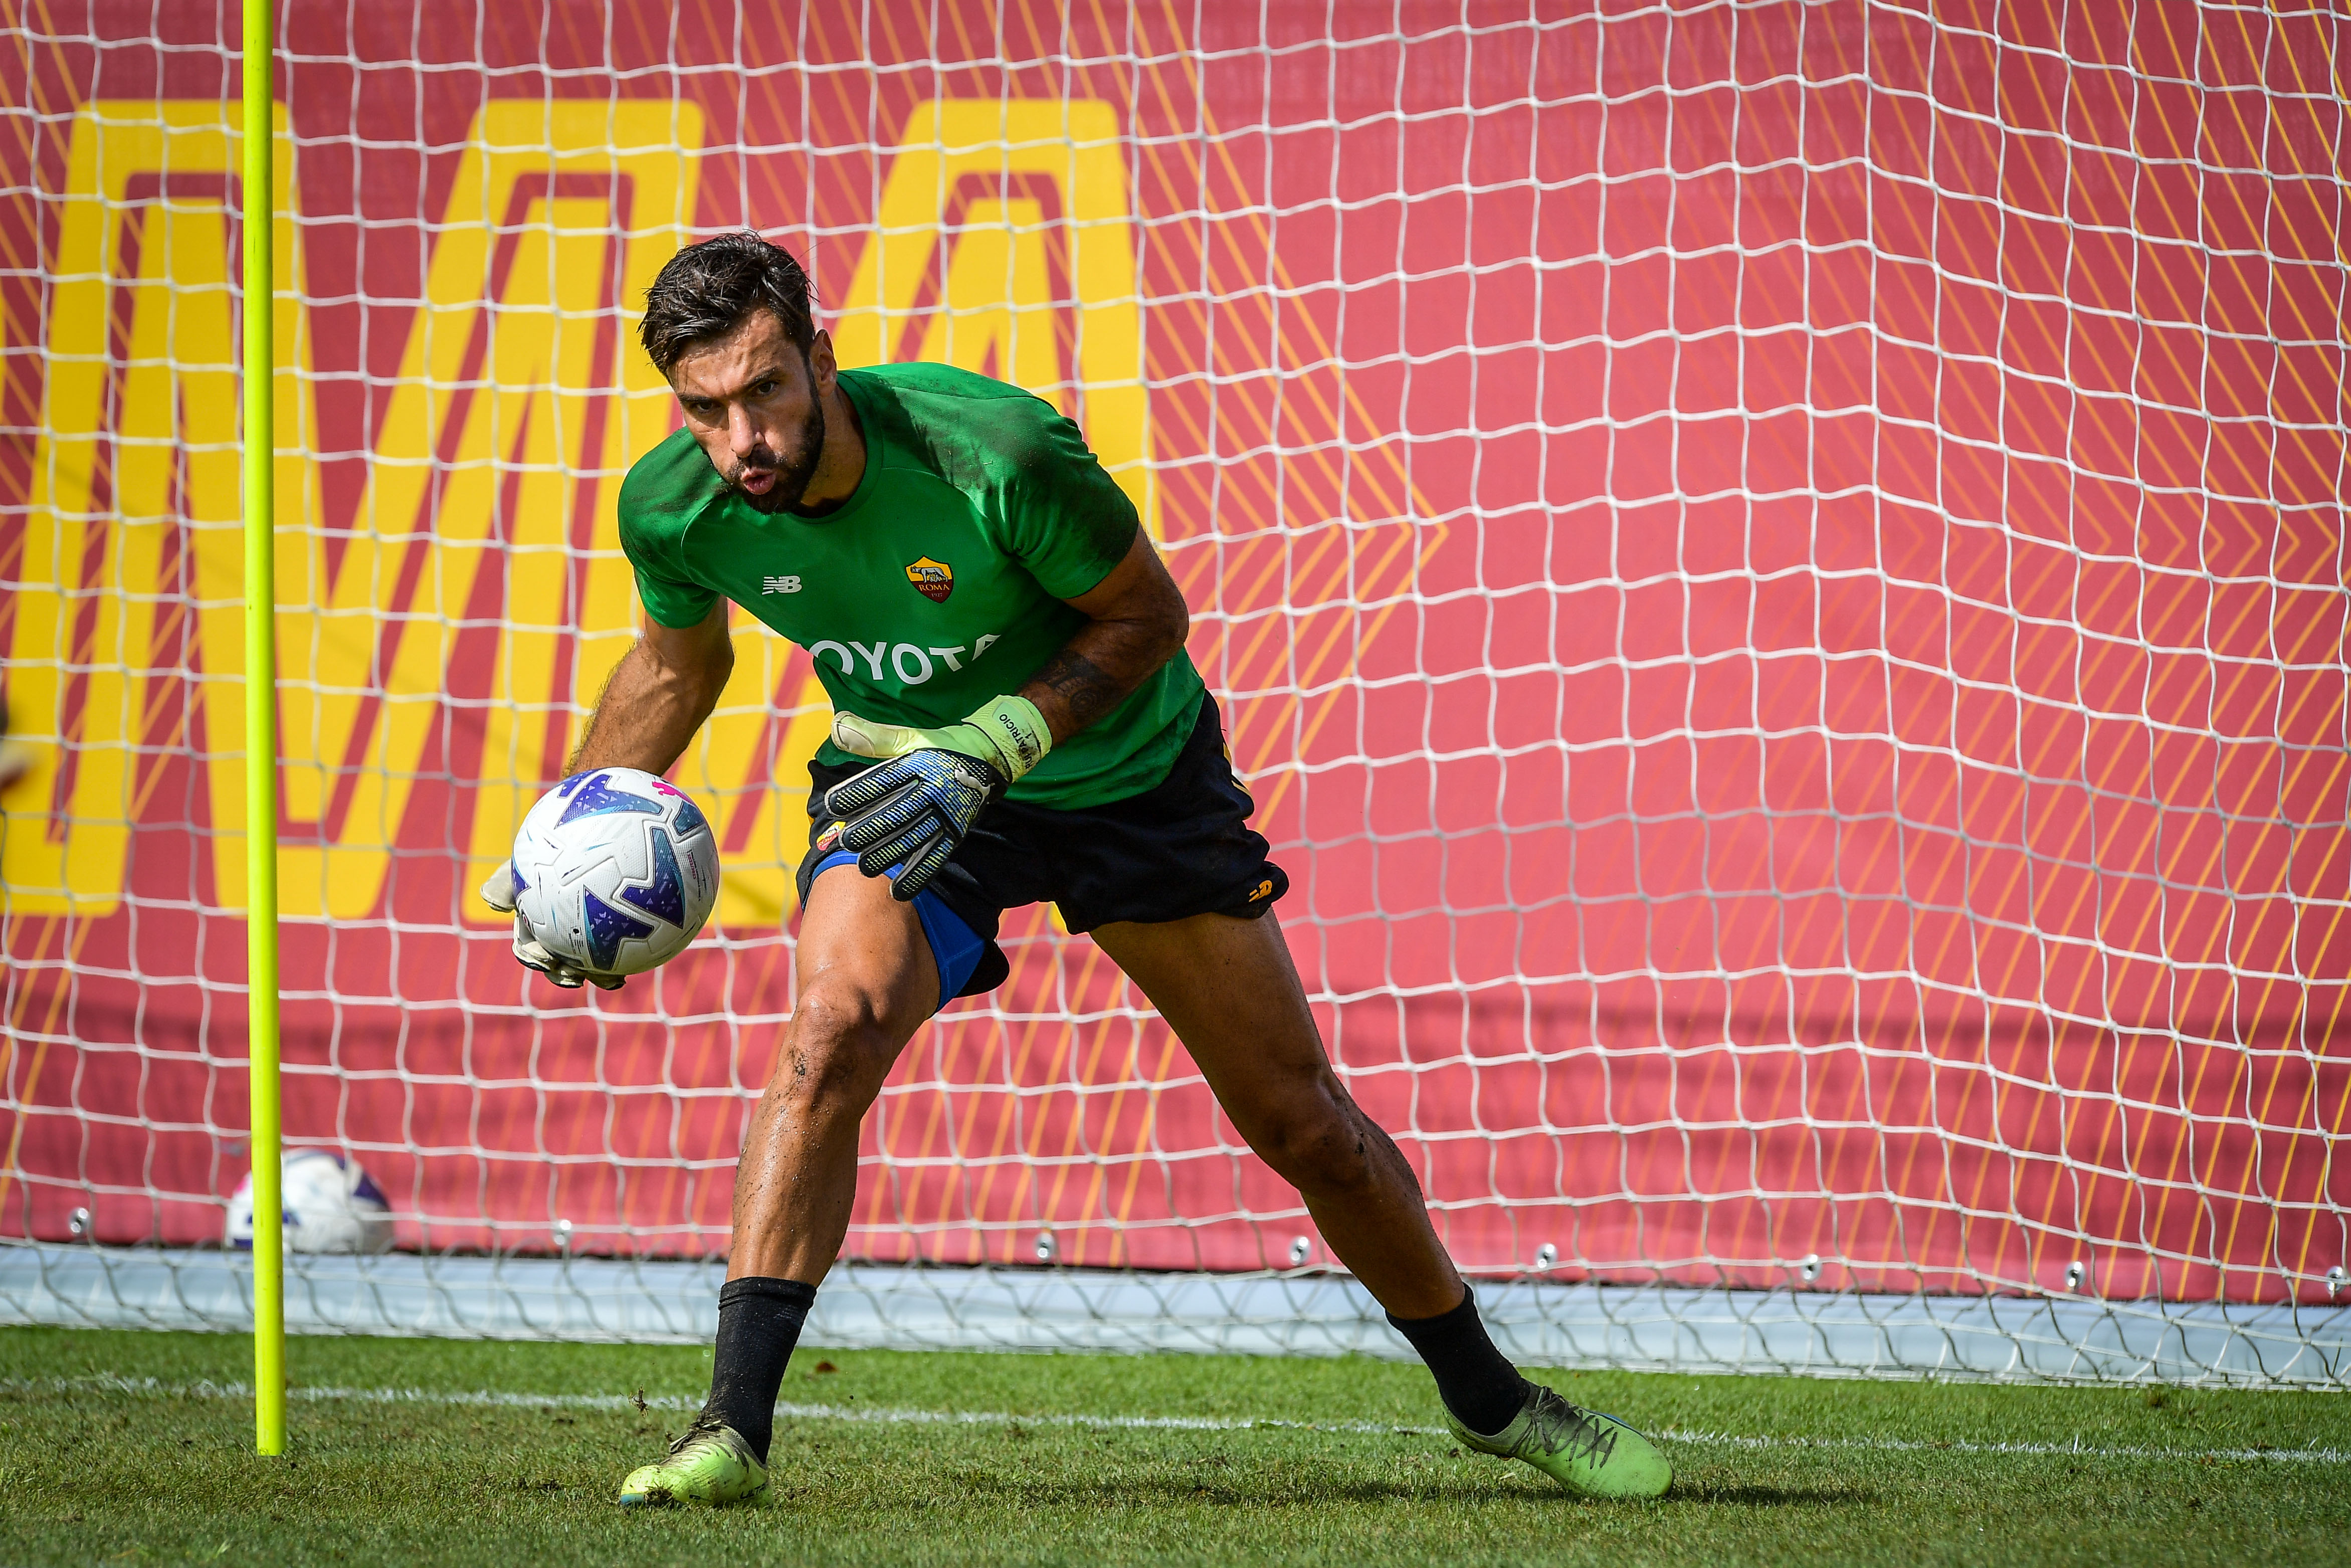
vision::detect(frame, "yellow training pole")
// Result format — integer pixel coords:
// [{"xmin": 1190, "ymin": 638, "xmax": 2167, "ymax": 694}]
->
[{"xmin": 243, "ymin": 0, "xmax": 285, "ymax": 1459}]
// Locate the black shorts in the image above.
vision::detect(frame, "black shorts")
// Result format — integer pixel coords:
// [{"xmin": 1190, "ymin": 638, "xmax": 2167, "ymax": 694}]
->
[{"xmin": 796, "ymin": 693, "xmax": 1289, "ymax": 998}]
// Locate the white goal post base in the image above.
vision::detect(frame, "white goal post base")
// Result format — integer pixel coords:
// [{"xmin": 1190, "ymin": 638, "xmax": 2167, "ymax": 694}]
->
[{"xmin": 3, "ymin": 1245, "xmax": 2341, "ymax": 1391}]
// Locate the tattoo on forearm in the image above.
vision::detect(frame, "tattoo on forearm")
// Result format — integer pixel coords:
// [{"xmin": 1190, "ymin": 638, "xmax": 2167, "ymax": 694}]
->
[{"xmin": 1032, "ymin": 648, "xmax": 1127, "ymax": 729}]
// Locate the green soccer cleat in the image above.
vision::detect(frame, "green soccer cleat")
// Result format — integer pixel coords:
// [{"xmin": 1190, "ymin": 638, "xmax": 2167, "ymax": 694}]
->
[
  {"xmin": 1447, "ymin": 1383, "xmax": 1673, "ymax": 1499},
  {"xmin": 617, "ymin": 1420, "xmax": 769, "ymax": 1508}
]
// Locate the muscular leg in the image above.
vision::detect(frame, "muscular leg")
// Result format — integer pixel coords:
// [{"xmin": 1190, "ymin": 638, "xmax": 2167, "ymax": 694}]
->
[
  {"xmin": 727, "ymin": 863, "xmax": 938, "ymax": 1281},
  {"xmin": 1089, "ymin": 908, "xmax": 1463, "ymax": 1319},
  {"xmin": 630, "ymin": 864, "xmax": 937, "ymax": 1490},
  {"xmin": 1095, "ymin": 906, "xmax": 1676, "ymax": 1495}
]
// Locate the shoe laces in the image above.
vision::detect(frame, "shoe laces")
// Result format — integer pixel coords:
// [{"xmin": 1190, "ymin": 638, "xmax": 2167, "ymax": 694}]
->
[
  {"xmin": 1523, "ymin": 1387, "xmax": 1619, "ymax": 1468},
  {"xmin": 668, "ymin": 1416, "xmax": 730, "ymax": 1458}
]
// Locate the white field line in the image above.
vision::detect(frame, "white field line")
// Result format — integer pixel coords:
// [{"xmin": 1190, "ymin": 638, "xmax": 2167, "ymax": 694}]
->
[
  {"xmin": 1651, "ymin": 1427, "xmax": 2351, "ymax": 1465},
  {"xmin": 5, "ymin": 1376, "xmax": 2345, "ymax": 1465},
  {"xmin": 0, "ymin": 1376, "xmax": 1440, "ymax": 1437}
]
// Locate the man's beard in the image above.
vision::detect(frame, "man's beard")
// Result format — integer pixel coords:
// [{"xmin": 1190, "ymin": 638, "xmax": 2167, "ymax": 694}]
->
[{"xmin": 726, "ymin": 395, "xmax": 826, "ymax": 515}]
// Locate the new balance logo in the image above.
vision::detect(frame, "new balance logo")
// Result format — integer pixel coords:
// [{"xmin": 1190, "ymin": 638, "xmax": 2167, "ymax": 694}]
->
[{"xmin": 763, "ymin": 575, "xmax": 803, "ymax": 594}]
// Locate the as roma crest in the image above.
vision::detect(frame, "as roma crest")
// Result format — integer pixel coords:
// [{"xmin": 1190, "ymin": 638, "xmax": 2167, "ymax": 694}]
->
[{"xmin": 905, "ymin": 556, "xmax": 953, "ymax": 604}]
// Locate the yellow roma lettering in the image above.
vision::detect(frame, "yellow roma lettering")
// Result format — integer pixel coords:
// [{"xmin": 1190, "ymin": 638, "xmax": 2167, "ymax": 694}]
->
[
  {"xmin": 3, "ymin": 100, "xmax": 709, "ymax": 919},
  {"xmin": 448, "ymin": 104, "xmax": 705, "ymax": 916},
  {"xmin": 2, "ymin": 103, "xmax": 295, "ymax": 916},
  {"xmin": 829, "ymin": 98, "xmax": 1156, "ymax": 537},
  {"xmin": 5, "ymin": 96, "xmax": 1144, "ymax": 926},
  {"xmin": 220, "ymin": 101, "xmax": 706, "ymax": 920}
]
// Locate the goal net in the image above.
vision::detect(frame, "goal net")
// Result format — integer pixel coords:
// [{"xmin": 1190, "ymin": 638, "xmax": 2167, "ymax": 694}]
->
[{"xmin": 2, "ymin": 2, "xmax": 2345, "ymax": 1384}]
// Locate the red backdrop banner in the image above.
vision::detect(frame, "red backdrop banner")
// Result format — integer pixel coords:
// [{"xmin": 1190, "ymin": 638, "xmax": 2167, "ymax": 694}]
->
[{"xmin": 2, "ymin": 2, "xmax": 2345, "ymax": 1303}]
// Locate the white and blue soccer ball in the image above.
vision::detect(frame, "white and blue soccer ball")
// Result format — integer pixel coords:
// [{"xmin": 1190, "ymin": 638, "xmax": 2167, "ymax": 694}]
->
[
  {"xmin": 226, "ymin": 1148, "xmax": 396, "ymax": 1254},
  {"xmin": 509, "ymin": 766, "xmax": 719, "ymax": 977}
]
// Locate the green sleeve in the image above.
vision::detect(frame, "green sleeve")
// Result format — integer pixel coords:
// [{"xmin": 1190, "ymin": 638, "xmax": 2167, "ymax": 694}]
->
[
  {"xmin": 995, "ymin": 402, "xmax": 1141, "ymax": 600},
  {"xmin": 629, "ymin": 555, "xmax": 719, "ymax": 630},
  {"xmin": 617, "ymin": 477, "xmax": 719, "ymax": 630}
]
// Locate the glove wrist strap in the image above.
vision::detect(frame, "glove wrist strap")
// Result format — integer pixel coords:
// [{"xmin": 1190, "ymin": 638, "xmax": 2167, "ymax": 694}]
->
[{"xmin": 964, "ymin": 694, "xmax": 1052, "ymax": 781}]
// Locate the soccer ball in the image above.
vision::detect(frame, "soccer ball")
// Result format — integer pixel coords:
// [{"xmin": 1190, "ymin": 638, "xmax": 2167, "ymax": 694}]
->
[
  {"xmin": 509, "ymin": 767, "xmax": 719, "ymax": 977},
  {"xmin": 226, "ymin": 1148, "xmax": 396, "ymax": 1254}
]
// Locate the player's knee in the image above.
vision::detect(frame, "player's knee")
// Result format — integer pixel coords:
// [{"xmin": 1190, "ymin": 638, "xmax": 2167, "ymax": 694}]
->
[
  {"xmin": 1246, "ymin": 1079, "xmax": 1381, "ymax": 1197},
  {"xmin": 773, "ymin": 984, "xmax": 899, "ymax": 1115}
]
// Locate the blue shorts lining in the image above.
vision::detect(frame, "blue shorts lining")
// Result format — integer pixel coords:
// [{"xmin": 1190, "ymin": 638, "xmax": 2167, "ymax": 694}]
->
[{"xmin": 810, "ymin": 849, "xmax": 986, "ymax": 1008}]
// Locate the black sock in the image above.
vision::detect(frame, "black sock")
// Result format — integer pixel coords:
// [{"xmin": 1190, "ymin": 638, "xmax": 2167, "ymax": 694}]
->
[
  {"xmin": 700, "ymin": 1276, "xmax": 818, "ymax": 1464},
  {"xmin": 1387, "ymin": 1285, "xmax": 1531, "ymax": 1438}
]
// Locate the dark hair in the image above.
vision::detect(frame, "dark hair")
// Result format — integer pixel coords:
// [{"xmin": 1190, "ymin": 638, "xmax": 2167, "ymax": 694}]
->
[{"xmin": 639, "ymin": 230, "xmax": 816, "ymax": 377}]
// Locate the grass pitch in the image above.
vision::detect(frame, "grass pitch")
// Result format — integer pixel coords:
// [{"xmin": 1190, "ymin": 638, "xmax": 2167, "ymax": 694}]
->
[{"xmin": 0, "ymin": 1326, "xmax": 2342, "ymax": 1565}]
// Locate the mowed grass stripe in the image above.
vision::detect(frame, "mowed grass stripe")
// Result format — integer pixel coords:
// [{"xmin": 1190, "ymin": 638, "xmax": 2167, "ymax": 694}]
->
[
  {"xmin": 5, "ymin": 1330, "xmax": 2347, "ymax": 1566},
  {"xmin": 10, "ymin": 1371, "xmax": 2348, "ymax": 1466}
]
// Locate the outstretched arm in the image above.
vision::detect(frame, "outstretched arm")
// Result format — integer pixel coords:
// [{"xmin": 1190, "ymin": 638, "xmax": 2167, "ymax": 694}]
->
[
  {"xmin": 482, "ymin": 599, "xmax": 734, "ymax": 990},
  {"xmin": 1018, "ymin": 527, "xmax": 1191, "ymax": 744},
  {"xmin": 566, "ymin": 599, "xmax": 736, "ymax": 775}
]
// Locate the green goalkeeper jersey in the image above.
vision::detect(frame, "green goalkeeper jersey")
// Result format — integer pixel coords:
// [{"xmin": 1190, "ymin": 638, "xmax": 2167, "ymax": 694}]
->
[{"xmin": 617, "ymin": 362, "xmax": 1205, "ymax": 810}]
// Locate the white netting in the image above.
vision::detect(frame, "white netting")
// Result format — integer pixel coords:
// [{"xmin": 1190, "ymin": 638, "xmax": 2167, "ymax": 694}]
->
[{"xmin": 0, "ymin": 2, "xmax": 2345, "ymax": 1381}]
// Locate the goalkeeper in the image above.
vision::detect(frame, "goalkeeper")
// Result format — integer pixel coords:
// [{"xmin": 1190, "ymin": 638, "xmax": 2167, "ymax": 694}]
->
[{"xmin": 485, "ymin": 232, "xmax": 1671, "ymax": 1507}]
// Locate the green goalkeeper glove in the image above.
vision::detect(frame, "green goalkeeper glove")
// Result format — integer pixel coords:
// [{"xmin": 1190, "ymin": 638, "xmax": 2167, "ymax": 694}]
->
[{"xmin": 825, "ymin": 695, "xmax": 1052, "ymax": 899}]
